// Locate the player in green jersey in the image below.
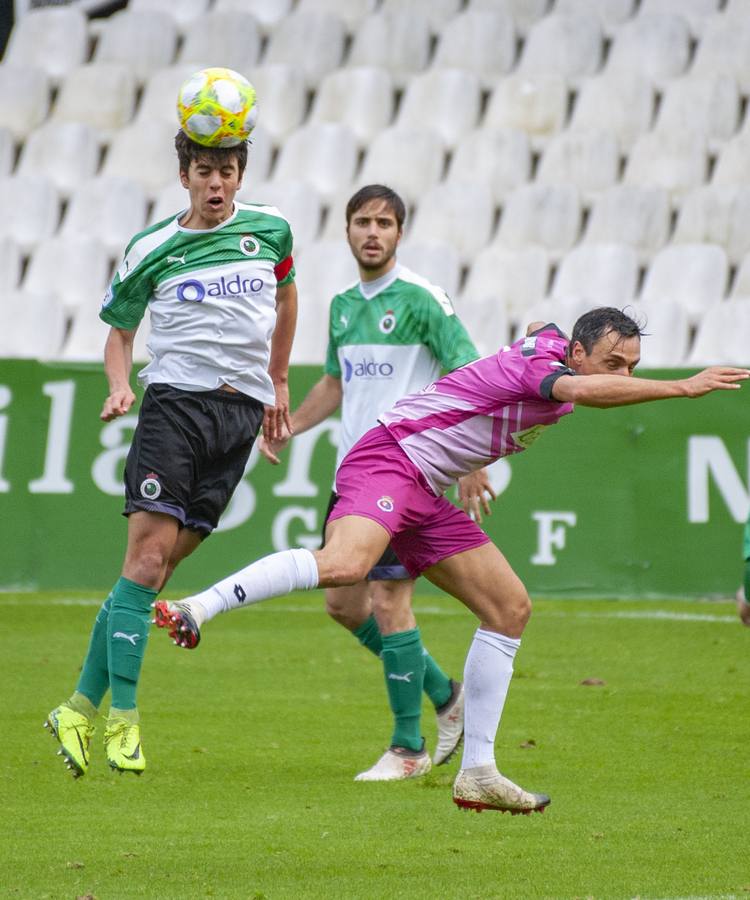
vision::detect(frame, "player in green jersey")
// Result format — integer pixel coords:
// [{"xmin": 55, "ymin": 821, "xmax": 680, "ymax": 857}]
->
[
  {"xmin": 45, "ymin": 128, "xmax": 298, "ymax": 777},
  {"xmin": 738, "ymin": 514, "xmax": 750, "ymax": 625},
  {"xmin": 256, "ymin": 185, "xmax": 494, "ymax": 780}
]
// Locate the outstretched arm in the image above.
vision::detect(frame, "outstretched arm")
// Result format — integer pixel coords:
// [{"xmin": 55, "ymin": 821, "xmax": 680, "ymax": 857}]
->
[
  {"xmin": 260, "ymin": 374, "xmax": 342, "ymax": 464},
  {"xmin": 552, "ymin": 367, "xmax": 749, "ymax": 408}
]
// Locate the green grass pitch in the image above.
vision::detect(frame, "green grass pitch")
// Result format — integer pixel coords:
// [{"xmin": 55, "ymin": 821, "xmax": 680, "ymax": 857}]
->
[{"xmin": 2, "ymin": 591, "xmax": 749, "ymax": 900}]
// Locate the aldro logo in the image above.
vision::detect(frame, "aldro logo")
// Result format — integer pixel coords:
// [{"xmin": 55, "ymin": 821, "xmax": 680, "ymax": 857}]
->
[
  {"xmin": 343, "ymin": 358, "xmax": 395, "ymax": 382},
  {"xmin": 176, "ymin": 273, "xmax": 264, "ymax": 302}
]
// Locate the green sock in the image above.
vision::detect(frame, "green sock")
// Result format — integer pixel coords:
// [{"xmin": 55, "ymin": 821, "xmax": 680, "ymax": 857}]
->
[
  {"xmin": 107, "ymin": 577, "xmax": 158, "ymax": 711},
  {"xmin": 74, "ymin": 593, "xmax": 113, "ymax": 710},
  {"xmin": 353, "ymin": 614, "xmax": 383, "ymax": 656},
  {"xmin": 381, "ymin": 628, "xmax": 426, "ymax": 752},
  {"xmin": 422, "ymin": 647, "xmax": 453, "ymax": 710},
  {"xmin": 67, "ymin": 691, "xmax": 98, "ymax": 721}
]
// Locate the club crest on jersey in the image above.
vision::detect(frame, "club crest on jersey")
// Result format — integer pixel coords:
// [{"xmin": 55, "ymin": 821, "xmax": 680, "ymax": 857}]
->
[
  {"xmin": 239, "ymin": 234, "xmax": 261, "ymax": 257},
  {"xmin": 376, "ymin": 495, "xmax": 395, "ymax": 513},
  {"xmin": 140, "ymin": 473, "xmax": 162, "ymax": 500},
  {"xmin": 379, "ymin": 310, "xmax": 396, "ymax": 334}
]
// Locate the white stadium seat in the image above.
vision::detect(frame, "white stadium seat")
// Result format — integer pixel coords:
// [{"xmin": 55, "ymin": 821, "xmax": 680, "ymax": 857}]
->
[
  {"xmin": 264, "ymin": 11, "xmax": 346, "ymax": 88},
  {"xmin": 3, "ymin": 6, "xmax": 88, "ymax": 82},
  {"xmin": 605, "ymin": 13, "xmax": 690, "ymax": 84},
  {"xmin": 637, "ymin": 0, "xmax": 720, "ymax": 37},
  {"xmin": 0, "ymin": 290, "xmax": 66, "ymax": 359},
  {"xmin": 93, "ymin": 10, "xmax": 178, "ymax": 84},
  {"xmin": 711, "ymin": 135, "xmax": 750, "ymax": 188},
  {"xmin": 640, "ymin": 243, "xmax": 729, "ymax": 325},
  {"xmin": 569, "ymin": 73, "xmax": 655, "ymax": 152},
  {"xmin": 101, "ymin": 122, "xmax": 177, "ymax": 200},
  {"xmin": 583, "ymin": 186, "xmax": 671, "ymax": 261},
  {"xmin": 135, "ymin": 65, "xmax": 203, "ymax": 130},
  {"xmin": 271, "ymin": 124, "xmax": 358, "ymax": 202},
  {"xmin": 554, "ymin": 0, "xmax": 636, "ymax": 33},
  {"xmin": 397, "ymin": 240, "xmax": 462, "ymax": 300},
  {"xmin": 673, "ymin": 185, "xmax": 750, "ymax": 266},
  {"xmin": 177, "ymin": 12, "xmax": 262, "ymax": 73},
  {"xmin": 446, "ymin": 128, "xmax": 531, "ymax": 204},
  {"xmin": 512, "ymin": 297, "xmax": 593, "ymax": 341},
  {"xmin": 409, "ymin": 182, "xmax": 495, "ymax": 265},
  {"xmin": 629, "ymin": 300, "xmax": 691, "ymax": 367},
  {"xmin": 494, "ymin": 184, "xmax": 582, "ymax": 260},
  {"xmin": 295, "ymin": 0, "xmax": 378, "ymax": 30},
  {"xmin": 453, "ymin": 294, "xmax": 511, "ymax": 358},
  {"xmin": 462, "ymin": 245, "xmax": 550, "ymax": 323},
  {"xmin": 308, "ymin": 67, "xmax": 395, "ymax": 146},
  {"xmin": 23, "ymin": 237, "xmax": 112, "ymax": 316},
  {"xmin": 380, "ymin": 0, "xmax": 461, "ymax": 32},
  {"xmin": 687, "ymin": 302, "xmax": 750, "ymax": 366},
  {"xmin": 536, "ymin": 130, "xmax": 620, "ymax": 203},
  {"xmin": 691, "ymin": 15, "xmax": 750, "ymax": 93},
  {"xmin": 729, "ymin": 253, "xmax": 750, "ymax": 299},
  {"xmin": 654, "ymin": 75, "xmax": 741, "ymax": 149},
  {"xmin": 148, "ymin": 183, "xmax": 190, "ymax": 226},
  {"xmin": 358, "ymin": 127, "xmax": 446, "ymax": 207},
  {"xmin": 0, "ymin": 237, "xmax": 23, "ymax": 295},
  {"xmin": 17, "ymin": 122, "xmax": 100, "ymax": 198},
  {"xmin": 239, "ymin": 181, "xmax": 323, "ymax": 252},
  {"xmin": 347, "ymin": 11, "xmax": 432, "ymax": 89},
  {"xmin": 467, "ymin": 0, "xmax": 548, "ymax": 36},
  {"xmin": 129, "ymin": 0, "xmax": 211, "ymax": 31},
  {"xmin": 517, "ymin": 14, "xmax": 604, "ymax": 82},
  {"xmin": 61, "ymin": 177, "xmax": 148, "ymax": 256},
  {"xmin": 62, "ymin": 309, "xmax": 112, "ymax": 363},
  {"xmin": 0, "ymin": 65, "xmax": 50, "ymax": 141},
  {"xmin": 431, "ymin": 10, "xmax": 516, "ymax": 88},
  {"xmin": 484, "ymin": 73, "xmax": 569, "ymax": 149},
  {"xmin": 52, "ymin": 64, "xmax": 138, "ymax": 140},
  {"xmin": 213, "ymin": 0, "xmax": 293, "ymax": 34},
  {"xmin": 624, "ymin": 131, "xmax": 709, "ymax": 200},
  {"xmin": 0, "ymin": 128, "xmax": 13, "ymax": 178},
  {"xmin": 551, "ymin": 244, "xmax": 639, "ymax": 309},
  {"xmin": 0, "ymin": 176, "xmax": 60, "ymax": 253},
  {"xmin": 244, "ymin": 65, "xmax": 308, "ymax": 144},
  {"xmin": 395, "ymin": 69, "xmax": 482, "ymax": 150}
]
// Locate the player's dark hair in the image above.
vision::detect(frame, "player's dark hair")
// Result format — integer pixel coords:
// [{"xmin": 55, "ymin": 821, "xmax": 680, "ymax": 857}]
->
[
  {"xmin": 571, "ymin": 307, "xmax": 645, "ymax": 353},
  {"xmin": 345, "ymin": 184, "xmax": 406, "ymax": 229},
  {"xmin": 174, "ymin": 130, "xmax": 248, "ymax": 177}
]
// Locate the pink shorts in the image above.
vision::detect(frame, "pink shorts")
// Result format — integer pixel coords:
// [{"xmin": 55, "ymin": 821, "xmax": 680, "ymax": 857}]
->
[{"xmin": 328, "ymin": 425, "xmax": 490, "ymax": 578}]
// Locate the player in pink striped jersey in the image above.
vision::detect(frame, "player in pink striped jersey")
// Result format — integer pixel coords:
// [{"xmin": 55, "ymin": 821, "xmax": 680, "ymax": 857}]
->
[{"xmin": 156, "ymin": 307, "xmax": 749, "ymax": 814}]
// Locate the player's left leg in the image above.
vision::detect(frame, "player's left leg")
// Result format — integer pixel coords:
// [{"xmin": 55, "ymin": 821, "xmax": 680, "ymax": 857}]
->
[{"xmin": 425, "ymin": 542, "xmax": 550, "ymax": 815}]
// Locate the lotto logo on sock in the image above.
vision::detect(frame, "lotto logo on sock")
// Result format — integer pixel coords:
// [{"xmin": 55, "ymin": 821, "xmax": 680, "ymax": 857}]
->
[
  {"xmin": 376, "ymin": 495, "xmax": 395, "ymax": 513},
  {"xmin": 140, "ymin": 473, "xmax": 161, "ymax": 500}
]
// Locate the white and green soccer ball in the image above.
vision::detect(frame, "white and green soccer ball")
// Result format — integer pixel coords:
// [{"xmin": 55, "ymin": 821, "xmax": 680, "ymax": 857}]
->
[{"xmin": 177, "ymin": 67, "xmax": 258, "ymax": 148}]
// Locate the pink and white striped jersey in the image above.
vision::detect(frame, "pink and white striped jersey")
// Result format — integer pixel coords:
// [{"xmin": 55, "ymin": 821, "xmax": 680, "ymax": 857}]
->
[{"xmin": 379, "ymin": 324, "xmax": 575, "ymax": 495}]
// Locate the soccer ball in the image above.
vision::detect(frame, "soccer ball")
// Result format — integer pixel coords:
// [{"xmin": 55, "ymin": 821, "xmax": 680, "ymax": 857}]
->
[{"xmin": 177, "ymin": 67, "xmax": 258, "ymax": 148}]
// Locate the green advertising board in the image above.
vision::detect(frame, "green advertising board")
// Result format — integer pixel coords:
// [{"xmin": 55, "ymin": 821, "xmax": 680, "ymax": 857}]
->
[{"xmin": 0, "ymin": 360, "xmax": 747, "ymax": 596}]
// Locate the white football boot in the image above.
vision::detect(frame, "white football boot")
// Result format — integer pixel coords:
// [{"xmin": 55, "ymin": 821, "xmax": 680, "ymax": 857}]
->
[
  {"xmin": 433, "ymin": 680, "xmax": 465, "ymax": 765},
  {"xmin": 453, "ymin": 764, "xmax": 550, "ymax": 814},
  {"xmin": 354, "ymin": 745, "xmax": 432, "ymax": 782}
]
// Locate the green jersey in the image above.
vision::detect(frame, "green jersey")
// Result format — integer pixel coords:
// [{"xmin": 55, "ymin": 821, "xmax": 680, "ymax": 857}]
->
[
  {"xmin": 325, "ymin": 263, "xmax": 478, "ymax": 469},
  {"xmin": 100, "ymin": 201, "xmax": 295, "ymax": 406},
  {"xmin": 744, "ymin": 516, "xmax": 750, "ymax": 562}
]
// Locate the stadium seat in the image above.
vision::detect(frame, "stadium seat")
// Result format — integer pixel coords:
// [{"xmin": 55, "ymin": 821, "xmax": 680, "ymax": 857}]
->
[
  {"xmin": 640, "ymin": 243, "xmax": 729, "ymax": 325},
  {"xmin": 23, "ymin": 236, "xmax": 111, "ymax": 316},
  {"xmin": 243, "ymin": 65, "xmax": 307, "ymax": 144},
  {"xmin": 0, "ymin": 128, "xmax": 13, "ymax": 178},
  {"xmin": 409, "ymin": 182, "xmax": 495, "ymax": 265},
  {"xmin": 135, "ymin": 65, "xmax": 202, "ymax": 130},
  {"xmin": 0, "ymin": 290, "xmax": 66, "ymax": 359},
  {"xmin": 177, "ymin": 12, "xmax": 262, "ymax": 73},
  {"xmin": 264, "ymin": 11, "xmax": 346, "ymax": 88},
  {"xmin": 128, "ymin": 0, "xmax": 212, "ymax": 31},
  {"xmin": 483, "ymin": 73, "xmax": 569, "ymax": 149},
  {"xmin": 358, "ymin": 126, "xmax": 445, "ymax": 207},
  {"xmin": 308, "ymin": 67, "xmax": 395, "ymax": 146},
  {"xmin": 551, "ymin": 244, "xmax": 639, "ymax": 308},
  {"xmin": 62, "ymin": 306, "xmax": 114, "ymax": 362},
  {"xmin": 724, "ymin": 0, "xmax": 750, "ymax": 18},
  {"xmin": 213, "ymin": 0, "xmax": 293, "ymax": 34},
  {"xmin": 628, "ymin": 300, "xmax": 691, "ymax": 367},
  {"xmin": 673, "ymin": 185, "xmax": 750, "ymax": 266},
  {"xmin": 446, "ymin": 128, "xmax": 531, "ymax": 204},
  {"xmin": 17, "ymin": 122, "xmax": 100, "ymax": 198},
  {"xmin": 568, "ymin": 73, "xmax": 655, "ymax": 152},
  {"xmin": 0, "ymin": 176, "xmax": 60, "ymax": 253},
  {"xmin": 395, "ymin": 69, "xmax": 482, "ymax": 150},
  {"xmin": 690, "ymin": 16, "xmax": 750, "ymax": 93},
  {"xmin": 623, "ymin": 131, "xmax": 709, "ymax": 200},
  {"xmin": 467, "ymin": 0, "xmax": 548, "ymax": 36},
  {"xmin": 347, "ymin": 11, "xmax": 432, "ymax": 88},
  {"xmin": 380, "ymin": 0, "xmax": 461, "ymax": 31},
  {"xmin": 431, "ymin": 10, "xmax": 516, "ymax": 88},
  {"xmin": 711, "ymin": 134, "xmax": 750, "ymax": 188},
  {"xmin": 61, "ymin": 176, "xmax": 148, "ymax": 257},
  {"xmin": 654, "ymin": 75, "xmax": 741, "ymax": 150},
  {"xmin": 637, "ymin": 0, "xmax": 720, "ymax": 36},
  {"xmin": 494, "ymin": 184, "xmax": 582, "ymax": 260},
  {"xmin": 583, "ymin": 185, "xmax": 671, "ymax": 262},
  {"xmin": 100, "ymin": 122, "xmax": 177, "ymax": 200},
  {"xmin": 686, "ymin": 302, "xmax": 750, "ymax": 366},
  {"xmin": 295, "ymin": 0, "xmax": 378, "ymax": 30},
  {"xmin": 453, "ymin": 294, "xmax": 511, "ymax": 358},
  {"xmin": 397, "ymin": 240, "xmax": 462, "ymax": 300},
  {"xmin": 3, "ymin": 6, "xmax": 88, "ymax": 82},
  {"xmin": 0, "ymin": 236, "xmax": 22, "ymax": 296},
  {"xmin": 461, "ymin": 245, "xmax": 550, "ymax": 324},
  {"xmin": 535, "ymin": 130, "xmax": 620, "ymax": 203},
  {"xmin": 239, "ymin": 180, "xmax": 323, "ymax": 252},
  {"xmin": 0, "ymin": 65, "xmax": 50, "ymax": 141},
  {"xmin": 271, "ymin": 124, "xmax": 358, "ymax": 202},
  {"xmin": 52, "ymin": 64, "xmax": 138, "ymax": 140},
  {"xmin": 93, "ymin": 10, "xmax": 178, "ymax": 84},
  {"xmin": 729, "ymin": 252, "xmax": 750, "ymax": 299},
  {"xmin": 512, "ymin": 296, "xmax": 592, "ymax": 341},
  {"xmin": 517, "ymin": 14, "xmax": 604, "ymax": 82},
  {"xmin": 605, "ymin": 13, "xmax": 691, "ymax": 84},
  {"xmin": 554, "ymin": 0, "xmax": 636, "ymax": 33},
  {"xmin": 148, "ymin": 183, "xmax": 189, "ymax": 225}
]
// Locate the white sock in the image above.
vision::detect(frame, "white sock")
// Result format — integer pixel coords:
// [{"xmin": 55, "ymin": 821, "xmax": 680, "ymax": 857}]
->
[
  {"xmin": 461, "ymin": 628, "xmax": 521, "ymax": 770},
  {"xmin": 184, "ymin": 548, "xmax": 319, "ymax": 626}
]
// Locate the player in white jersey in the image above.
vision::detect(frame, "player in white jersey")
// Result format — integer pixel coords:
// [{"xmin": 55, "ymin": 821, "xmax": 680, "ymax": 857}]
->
[
  {"xmin": 45, "ymin": 127, "xmax": 298, "ymax": 778},
  {"xmin": 254, "ymin": 185, "xmax": 492, "ymax": 781},
  {"xmin": 156, "ymin": 307, "xmax": 748, "ymax": 813}
]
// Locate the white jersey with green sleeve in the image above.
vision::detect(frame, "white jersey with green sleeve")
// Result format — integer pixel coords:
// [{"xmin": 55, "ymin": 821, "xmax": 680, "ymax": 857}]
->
[
  {"xmin": 325, "ymin": 263, "xmax": 479, "ymax": 470},
  {"xmin": 100, "ymin": 201, "xmax": 295, "ymax": 406}
]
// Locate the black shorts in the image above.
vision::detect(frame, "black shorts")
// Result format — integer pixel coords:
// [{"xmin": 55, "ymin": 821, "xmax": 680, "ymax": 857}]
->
[
  {"xmin": 123, "ymin": 383, "xmax": 264, "ymax": 536},
  {"xmin": 322, "ymin": 491, "xmax": 411, "ymax": 581}
]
